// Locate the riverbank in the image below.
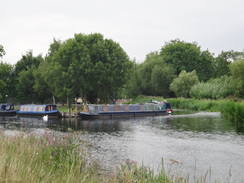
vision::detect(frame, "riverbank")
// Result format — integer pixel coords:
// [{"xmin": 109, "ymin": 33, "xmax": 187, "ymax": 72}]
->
[{"xmin": 0, "ymin": 130, "xmax": 183, "ymax": 183}]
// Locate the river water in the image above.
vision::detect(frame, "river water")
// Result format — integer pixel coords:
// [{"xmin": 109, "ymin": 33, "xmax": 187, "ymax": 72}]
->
[{"xmin": 1, "ymin": 110, "xmax": 244, "ymax": 182}]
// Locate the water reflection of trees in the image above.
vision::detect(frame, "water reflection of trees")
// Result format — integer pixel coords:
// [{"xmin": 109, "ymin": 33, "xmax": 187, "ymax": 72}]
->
[{"xmin": 149, "ymin": 115, "xmax": 241, "ymax": 134}]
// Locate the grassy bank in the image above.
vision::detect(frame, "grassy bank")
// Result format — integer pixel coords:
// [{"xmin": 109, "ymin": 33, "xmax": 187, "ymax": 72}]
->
[
  {"xmin": 167, "ymin": 98, "xmax": 244, "ymax": 124},
  {"xmin": 0, "ymin": 131, "xmax": 99, "ymax": 182},
  {"xmin": 129, "ymin": 96, "xmax": 222, "ymax": 112},
  {"xmin": 1, "ymin": 131, "xmax": 183, "ymax": 183}
]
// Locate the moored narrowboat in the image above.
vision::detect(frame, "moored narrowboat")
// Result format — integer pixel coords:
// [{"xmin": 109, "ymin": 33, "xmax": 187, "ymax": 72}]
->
[
  {"xmin": 0, "ymin": 103, "xmax": 17, "ymax": 116},
  {"xmin": 16, "ymin": 104, "xmax": 60, "ymax": 118},
  {"xmin": 78, "ymin": 102, "xmax": 172, "ymax": 119}
]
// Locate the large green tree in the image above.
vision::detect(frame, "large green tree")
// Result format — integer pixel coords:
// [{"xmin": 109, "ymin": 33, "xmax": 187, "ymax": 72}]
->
[
  {"xmin": 45, "ymin": 33, "xmax": 131, "ymax": 105},
  {"xmin": 17, "ymin": 67, "xmax": 36, "ymax": 103},
  {"xmin": 160, "ymin": 39, "xmax": 214, "ymax": 81},
  {"xmin": 170, "ymin": 70, "xmax": 199, "ymax": 98},
  {"xmin": 135, "ymin": 52, "xmax": 176, "ymax": 97},
  {"xmin": 15, "ymin": 51, "xmax": 44, "ymax": 103},
  {"xmin": 37, "ymin": 39, "xmax": 63, "ymax": 104},
  {"xmin": 15, "ymin": 50, "xmax": 42, "ymax": 75},
  {"xmin": 213, "ymin": 50, "xmax": 244, "ymax": 78},
  {"xmin": 120, "ymin": 60, "xmax": 140, "ymax": 98}
]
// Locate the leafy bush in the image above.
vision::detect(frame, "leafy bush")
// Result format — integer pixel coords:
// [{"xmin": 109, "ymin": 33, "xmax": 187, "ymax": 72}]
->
[
  {"xmin": 190, "ymin": 75, "xmax": 237, "ymax": 99},
  {"xmin": 170, "ymin": 70, "xmax": 199, "ymax": 98}
]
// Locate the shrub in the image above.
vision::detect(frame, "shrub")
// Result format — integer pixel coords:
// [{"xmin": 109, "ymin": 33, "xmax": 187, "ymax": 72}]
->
[{"xmin": 190, "ymin": 76, "xmax": 237, "ymax": 99}]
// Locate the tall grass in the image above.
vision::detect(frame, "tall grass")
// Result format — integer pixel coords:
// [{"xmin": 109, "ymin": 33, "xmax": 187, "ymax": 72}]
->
[
  {"xmin": 221, "ymin": 102, "xmax": 244, "ymax": 124},
  {"xmin": 1, "ymin": 131, "xmax": 177, "ymax": 183},
  {"xmin": 0, "ymin": 131, "xmax": 99, "ymax": 182},
  {"xmin": 167, "ymin": 98, "xmax": 222, "ymax": 112},
  {"xmin": 0, "ymin": 131, "xmax": 239, "ymax": 182},
  {"xmin": 167, "ymin": 98, "xmax": 244, "ymax": 124}
]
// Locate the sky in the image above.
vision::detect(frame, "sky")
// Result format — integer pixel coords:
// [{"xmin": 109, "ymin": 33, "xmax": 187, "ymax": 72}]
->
[{"xmin": 1, "ymin": 0, "xmax": 244, "ymax": 65}]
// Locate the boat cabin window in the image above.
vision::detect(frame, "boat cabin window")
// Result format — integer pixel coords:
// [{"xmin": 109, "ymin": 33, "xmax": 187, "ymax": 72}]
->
[
  {"xmin": 1, "ymin": 105, "xmax": 6, "ymax": 110},
  {"xmin": 45, "ymin": 105, "xmax": 56, "ymax": 111},
  {"xmin": 165, "ymin": 103, "xmax": 171, "ymax": 109}
]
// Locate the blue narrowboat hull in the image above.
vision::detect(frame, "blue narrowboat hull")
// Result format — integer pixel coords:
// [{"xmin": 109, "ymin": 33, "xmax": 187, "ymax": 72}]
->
[
  {"xmin": 0, "ymin": 104, "xmax": 17, "ymax": 116},
  {"xmin": 0, "ymin": 110, "xmax": 17, "ymax": 116},
  {"xmin": 16, "ymin": 110, "xmax": 60, "ymax": 118}
]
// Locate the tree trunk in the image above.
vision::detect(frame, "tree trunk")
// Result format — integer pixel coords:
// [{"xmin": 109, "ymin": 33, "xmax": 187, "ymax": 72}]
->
[{"xmin": 52, "ymin": 95, "xmax": 56, "ymax": 104}]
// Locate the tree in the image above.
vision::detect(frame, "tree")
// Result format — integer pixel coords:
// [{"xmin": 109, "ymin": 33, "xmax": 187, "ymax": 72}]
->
[
  {"xmin": 0, "ymin": 62, "xmax": 15, "ymax": 102},
  {"xmin": 160, "ymin": 39, "xmax": 214, "ymax": 81},
  {"xmin": 170, "ymin": 70, "xmax": 199, "ymax": 98},
  {"xmin": 120, "ymin": 60, "xmax": 141, "ymax": 98},
  {"xmin": 45, "ymin": 33, "xmax": 131, "ymax": 105},
  {"xmin": 45, "ymin": 38, "xmax": 62, "ymax": 59},
  {"xmin": 136, "ymin": 52, "xmax": 176, "ymax": 97},
  {"xmin": 33, "ymin": 63, "xmax": 52, "ymax": 104},
  {"xmin": 15, "ymin": 50, "xmax": 42, "ymax": 75},
  {"xmin": 229, "ymin": 59, "xmax": 244, "ymax": 97},
  {"xmin": 213, "ymin": 50, "xmax": 244, "ymax": 78},
  {"xmin": 17, "ymin": 68, "xmax": 36, "ymax": 103},
  {"xmin": 39, "ymin": 39, "xmax": 63, "ymax": 104},
  {"xmin": 15, "ymin": 51, "xmax": 44, "ymax": 103}
]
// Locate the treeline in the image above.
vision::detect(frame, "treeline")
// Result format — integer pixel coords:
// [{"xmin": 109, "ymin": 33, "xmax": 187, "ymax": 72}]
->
[{"xmin": 0, "ymin": 34, "xmax": 244, "ymax": 105}]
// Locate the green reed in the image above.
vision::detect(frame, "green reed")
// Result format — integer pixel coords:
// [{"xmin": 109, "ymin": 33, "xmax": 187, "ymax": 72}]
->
[{"xmin": 221, "ymin": 102, "xmax": 244, "ymax": 124}]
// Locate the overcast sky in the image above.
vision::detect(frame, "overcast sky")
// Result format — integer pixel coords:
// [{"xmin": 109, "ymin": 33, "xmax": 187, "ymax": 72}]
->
[{"xmin": 1, "ymin": 0, "xmax": 244, "ymax": 65}]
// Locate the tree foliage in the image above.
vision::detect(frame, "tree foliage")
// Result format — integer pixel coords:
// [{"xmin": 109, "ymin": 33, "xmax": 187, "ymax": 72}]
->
[
  {"xmin": 15, "ymin": 52, "xmax": 44, "ymax": 103},
  {"xmin": 229, "ymin": 59, "xmax": 244, "ymax": 97},
  {"xmin": 160, "ymin": 39, "xmax": 214, "ymax": 81},
  {"xmin": 170, "ymin": 70, "xmax": 199, "ymax": 98},
  {"xmin": 1, "ymin": 37, "xmax": 243, "ymax": 104},
  {"xmin": 212, "ymin": 50, "xmax": 244, "ymax": 78},
  {"xmin": 135, "ymin": 52, "xmax": 176, "ymax": 97},
  {"xmin": 15, "ymin": 50, "xmax": 42, "ymax": 75},
  {"xmin": 0, "ymin": 62, "xmax": 15, "ymax": 101},
  {"xmin": 44, "ymin": 33, "xmax": 131, "ymax": 105}
]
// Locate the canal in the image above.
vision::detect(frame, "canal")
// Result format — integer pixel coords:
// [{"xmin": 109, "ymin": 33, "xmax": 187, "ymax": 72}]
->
[{"xmin": 1, "ymin": 110, "xmax": 244, "ymax": 182}]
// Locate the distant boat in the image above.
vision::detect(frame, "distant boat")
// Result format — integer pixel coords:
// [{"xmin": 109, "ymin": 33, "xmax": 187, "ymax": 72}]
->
[
  {"xmin": 17, "ymin": 104, "xmax": 60, "ymax": 118},
  {"xmin": 0, "ymin": 103, "xmax": 17, "ymax": 116},
  {"xmin": 78, "ymin": 102, "xmax": 172, "ymax": 119}
]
